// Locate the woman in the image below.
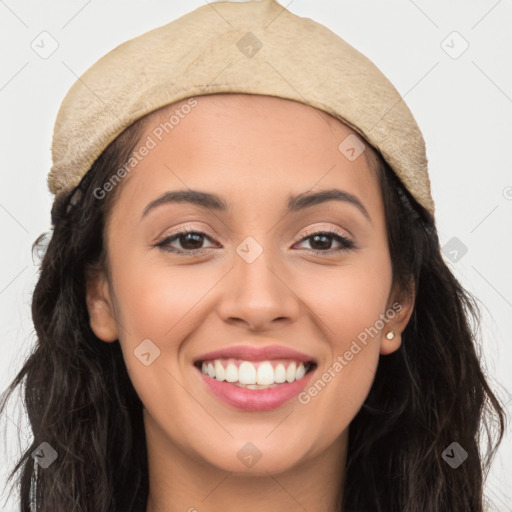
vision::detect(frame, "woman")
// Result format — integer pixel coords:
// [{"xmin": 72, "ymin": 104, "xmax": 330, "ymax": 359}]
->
[{"xmin": 0, "ymin": 1, "xmax": 505, "ymax": 511}]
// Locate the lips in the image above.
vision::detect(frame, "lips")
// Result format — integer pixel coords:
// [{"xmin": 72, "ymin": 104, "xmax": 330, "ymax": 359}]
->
[
  {"xmin": 192, "ymin": 344, "xmax": 318, "ymax": 411},
  {"xmin": 193, "ymin": 344, "xmax": 317, "ymax": 365}
]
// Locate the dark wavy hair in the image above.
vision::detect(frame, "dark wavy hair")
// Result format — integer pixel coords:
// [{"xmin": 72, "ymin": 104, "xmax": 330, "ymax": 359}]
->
[{"xmin": 0, "ymin": 103, "xmax": 506, "ymax": 512}]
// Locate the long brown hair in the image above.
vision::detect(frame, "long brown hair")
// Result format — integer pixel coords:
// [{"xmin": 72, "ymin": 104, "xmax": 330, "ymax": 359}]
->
[{"xmin": 1, "ymin": 107, "xmax": 506, "ymax": 511}]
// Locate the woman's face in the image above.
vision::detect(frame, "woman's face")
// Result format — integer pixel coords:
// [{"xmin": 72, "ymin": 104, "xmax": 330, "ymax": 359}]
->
[{"xmin": 87, "ymin": 94, "xmax": 413, "ymax": 476}]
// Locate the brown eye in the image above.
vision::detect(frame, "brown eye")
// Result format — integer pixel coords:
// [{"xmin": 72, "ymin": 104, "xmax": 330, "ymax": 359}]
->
[
  {"xmin": 155, "ymin": 229, "xmax": 217, "ymax": 255},
  {"xmin": 177, "ymin": 232, "xmax": 205, "ymax": 250},
  {"xmin": 296, "ymin": 230, "xmax": 355, "ymax": 254}
]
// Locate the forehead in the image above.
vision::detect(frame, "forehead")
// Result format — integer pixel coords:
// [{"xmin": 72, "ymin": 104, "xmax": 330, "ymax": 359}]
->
[
  {"xmin": 152, "ymin": 93, "xmax": 362, "ymax": 145},
  {"xmin": 109, "ymin": 93, "xmax": 382, "ymax": 223}
]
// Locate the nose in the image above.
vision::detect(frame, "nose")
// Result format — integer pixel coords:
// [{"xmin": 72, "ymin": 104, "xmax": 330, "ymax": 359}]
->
[{"xmin": 217, "ymin": 245, "xmax": 301, "ymax": 331}]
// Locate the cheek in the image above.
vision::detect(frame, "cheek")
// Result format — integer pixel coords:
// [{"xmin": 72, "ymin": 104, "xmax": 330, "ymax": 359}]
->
[
  {"xmin": 109, "ymin": 253, "xmax": 214, "ymax": 410},
  {"xmin": 111, "ymin": 247, "xmax": 219, "ymax": 340},
  {"xmin": 294, "ymin": 252, "xmax": 392, "ymax": 343},
  {"xmin": 292, "ymin": 251, "xmax": 392, "ymax": 418}
]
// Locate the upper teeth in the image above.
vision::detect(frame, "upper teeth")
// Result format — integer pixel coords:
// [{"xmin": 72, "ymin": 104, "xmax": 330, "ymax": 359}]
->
[{"xmin": 200, "ymin": 359, "xmax": 309, "ymax": 385}]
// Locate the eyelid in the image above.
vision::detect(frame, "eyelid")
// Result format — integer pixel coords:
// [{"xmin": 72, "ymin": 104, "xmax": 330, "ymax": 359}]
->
[
  {"xmin": 155, "ymin": 226, "xmax": 218, "ymax": 248},
  {"xmin": 297, "ymin": 225, "xmax": 352, "ymax": 242},
  {"xmin": 156, "ymin": 223, "xmax": 218, "ymax": 243}
]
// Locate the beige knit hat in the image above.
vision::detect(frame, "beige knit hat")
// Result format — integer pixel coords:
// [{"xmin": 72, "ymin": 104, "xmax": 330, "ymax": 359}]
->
[{"xmin": 48, "ymin": 0, "xmax": 435, "ymax": 216}]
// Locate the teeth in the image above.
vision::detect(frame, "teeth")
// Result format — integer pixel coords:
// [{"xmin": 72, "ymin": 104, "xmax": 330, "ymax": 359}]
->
[
  {"xmin": 286, "ymin": 362, "xmax": 296, "ymax": 383},
  {"xmin": 256, "ymin": 362, "xmax": 274, "ymax": 385},
  {"xmin": 239, "ymin": 361, "xmax": 257, "ymax": 384},
  {"xmin": 225, "ymin": 362, "xmax": 238, "ymax": 383},
  {"xmin": 274, "ymin": 363, "xmax": 286, "ymax": 383},
  {"xmin": 214, "ymin": 360, "xmax": 225, "ymax": 382},
  {"xmin": 295, "ymin": 363, "xmax": 306, "ymax": 380},
  {"xmin": 199, "ymin": 359, "xmax": 311, "ymax": 386}
]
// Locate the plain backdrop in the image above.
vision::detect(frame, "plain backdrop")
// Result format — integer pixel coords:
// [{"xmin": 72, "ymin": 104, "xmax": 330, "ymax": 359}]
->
[{"xmin": 1, "ymin": 0, "xmax": 511, "ymax": 510}]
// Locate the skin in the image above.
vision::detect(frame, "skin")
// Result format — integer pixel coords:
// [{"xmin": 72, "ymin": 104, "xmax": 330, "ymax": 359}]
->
[{"xmin": 86, "ymin": 94, "xmax": 415, "ymax": 512}]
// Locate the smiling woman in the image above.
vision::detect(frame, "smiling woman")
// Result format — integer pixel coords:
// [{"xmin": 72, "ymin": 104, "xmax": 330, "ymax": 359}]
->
[{"xmin": 0, "ymin": 1, "xmax": 505, "ymax": 512}]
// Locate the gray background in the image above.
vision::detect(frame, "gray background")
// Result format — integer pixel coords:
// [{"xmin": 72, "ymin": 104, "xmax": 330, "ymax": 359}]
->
[{"xmin": 1, "ymin": 0, "xmax": 511, "ymax": 510}]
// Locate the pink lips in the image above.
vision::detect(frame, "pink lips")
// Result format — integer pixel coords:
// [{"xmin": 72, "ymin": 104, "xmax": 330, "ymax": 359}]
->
[
  {"xmin": 197, "ymin": 369, "xmax": 316, "ymax": 411},
  {"xmin": 193, "ymin": 344, "xmax": 317, "ymax": 411},
  {"xmin": 194, "ymin": 344, "xmax": 316, "ymax": 364}
]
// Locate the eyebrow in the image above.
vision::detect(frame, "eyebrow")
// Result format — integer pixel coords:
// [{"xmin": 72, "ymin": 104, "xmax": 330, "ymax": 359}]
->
[{"xmin": 141, "ymin": 188, "xmax": 371, "ymax": 222}]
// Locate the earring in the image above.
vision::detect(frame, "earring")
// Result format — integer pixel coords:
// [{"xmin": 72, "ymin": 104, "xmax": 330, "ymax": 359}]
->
[
  {"xmin": 29, "ymin": 457, "xmax": 38, "ymax": 511},
  {"xmin": 385, "ymin": 330, "xmax": 395, "ymax": 340}
]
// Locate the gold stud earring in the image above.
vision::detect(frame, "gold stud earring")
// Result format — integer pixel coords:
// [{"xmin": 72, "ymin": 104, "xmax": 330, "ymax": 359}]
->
[{"xmin": 385, "ymin": 330, "xmax": 395, "ymax": 340}]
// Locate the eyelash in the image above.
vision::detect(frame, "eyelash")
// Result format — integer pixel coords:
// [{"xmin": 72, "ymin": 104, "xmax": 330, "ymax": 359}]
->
[{"xmin": 154, "ymin": 227, "xmax": 355, "ymax": 256}]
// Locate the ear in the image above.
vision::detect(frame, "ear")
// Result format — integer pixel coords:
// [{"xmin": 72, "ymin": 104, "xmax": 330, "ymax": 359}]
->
[
  {"xmin": 85, "ymin": 265, "xmax": 118, "ymax": 342},
  {"xmin": 380, "ymin": 277, "xmax": 415, "ymax": 355}
]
